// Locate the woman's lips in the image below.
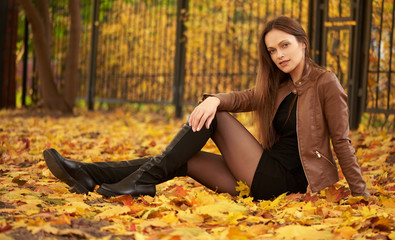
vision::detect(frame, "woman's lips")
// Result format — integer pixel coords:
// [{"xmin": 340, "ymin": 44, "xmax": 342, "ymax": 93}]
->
[{"xmin": 279, "ymin": 60, "xmax": 290, "ymax": 67}]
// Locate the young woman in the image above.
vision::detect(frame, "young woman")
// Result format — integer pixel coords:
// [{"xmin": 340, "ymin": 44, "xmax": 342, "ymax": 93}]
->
[{"xmin": 44, "ymin": 16, "xmax": 370, "ymax": 200}]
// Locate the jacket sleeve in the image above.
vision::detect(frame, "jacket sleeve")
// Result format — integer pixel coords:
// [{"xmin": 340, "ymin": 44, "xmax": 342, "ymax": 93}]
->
[
  {"xmin": 321, "ymin": 73, "xmax": 370, "ymax": 197},
  {"xmin": 202, "ymin": 88, "xmax": 256, "ymax": 112}
]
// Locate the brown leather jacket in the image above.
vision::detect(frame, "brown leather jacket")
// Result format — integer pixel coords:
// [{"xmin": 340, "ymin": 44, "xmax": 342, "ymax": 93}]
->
[{"xmin": 206, "ymin": 66, "xmax": 369, "ymax": 197}]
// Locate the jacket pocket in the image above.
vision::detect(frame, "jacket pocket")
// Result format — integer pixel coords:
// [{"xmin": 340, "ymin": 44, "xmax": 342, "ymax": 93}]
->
[{"xmin": 314, "ymin": 150, "xmax": 336, "ymax": 168}]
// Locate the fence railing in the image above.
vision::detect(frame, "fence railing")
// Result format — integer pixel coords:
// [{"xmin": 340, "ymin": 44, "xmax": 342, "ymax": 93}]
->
[{"xmin": 367, "ymin": 0, "xmax": 395, "ymax": 116}]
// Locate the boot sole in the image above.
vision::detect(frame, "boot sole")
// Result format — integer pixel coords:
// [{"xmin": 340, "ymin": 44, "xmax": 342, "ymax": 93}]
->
[
  {"xmin": 96, "ymin": 184, "xmax": 156, "ymax": 198},
  {"xmin": 96, "ymin": 187, "xmax": 119, "ymax": 197},
  {"xmin": 43, "ymin": 149, "xmax": 90, "ymax": 194}
]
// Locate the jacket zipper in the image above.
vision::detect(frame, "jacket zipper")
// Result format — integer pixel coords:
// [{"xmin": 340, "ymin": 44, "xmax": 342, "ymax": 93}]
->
[
  {"xmin": 295, "ymin": 99, "xmax": 311, "ymax": 187},
  {"xmin": 315, "ymin": 150, "xmax": 336, "ymax": 168}
]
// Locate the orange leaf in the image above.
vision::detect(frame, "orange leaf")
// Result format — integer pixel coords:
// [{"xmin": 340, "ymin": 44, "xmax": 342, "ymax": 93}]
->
[
  {"xmin": 140, "ymin": 196, "xmax": 150, "ymax": 206},
  {"xmin": 149, "ymin": 140, "xmax": 156, "ymax": 147},
  {"xmin": 34, "ymin": 185, "xmax": 55, "ymax": 194},
  {"xmin": 172, "ymin": 185, "xmax": 189, "ymax": 197},
  {"xmin": 303, "ymin": 192, "xmax": 319, "ymax": 202},
  {"xmin": 372, "ymin": 218, "xmax": 394, "ymax": 232},
  {"xmin": 325, "ymin": 185, "xmax": 350, "ymax": 203},
  {"xmin": 0, "ymin": 224, "xmax": 12, "ymax": 233},
  {"xmin": 50, "ymin": 214, "xmax": 71, "ymax": 225},
  {"xmin": 338, "ymin": 226, "xmax": 357, "ymax": 239},
  {"xmin": 110, "ymin": 195, "xmax": 135, "ymax": 205},
  {"xmin": 129, "ymin": 223, "xmax": 136, "ymax": 231}
]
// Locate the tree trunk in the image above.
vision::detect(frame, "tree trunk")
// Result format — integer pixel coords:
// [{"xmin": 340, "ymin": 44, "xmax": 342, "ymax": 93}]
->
[
  {"xmin": 36, "ymin": 0, "xmax": 51, "ymax": 58},
  {"xmin": 64, "ymin": 0, "xmax": 80, "ymax": 108},
  {"xmin": 18, "ymin": 0, "xmax": 72, "ymax": 113}
]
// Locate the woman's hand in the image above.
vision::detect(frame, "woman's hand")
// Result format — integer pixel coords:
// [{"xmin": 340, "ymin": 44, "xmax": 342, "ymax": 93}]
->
[{"xmin": 189, "ymin": 97, "xmax": 220, "ymax": 132}]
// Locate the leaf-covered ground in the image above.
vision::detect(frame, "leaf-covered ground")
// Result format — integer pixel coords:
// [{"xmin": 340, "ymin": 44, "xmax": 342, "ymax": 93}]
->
[{"xmin": 0, "ymin": 109, "xmax": 394, "ymax": 240}]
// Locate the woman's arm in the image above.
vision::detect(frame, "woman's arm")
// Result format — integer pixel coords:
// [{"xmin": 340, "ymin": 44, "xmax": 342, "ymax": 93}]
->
[
  {"xmin": 321, "ymin": 73, "xmax": 370, "ymax": 197},
  {"xmin": 189, "ymin": 88, "xmax": 255, "ymax": 132},
  {"xmin": 203, "ymin": 88, "xmax": 256, "ymax": 112},
  {"xmin": 189, "ymin": 97, "xmax": 220, "ymax": 132}
]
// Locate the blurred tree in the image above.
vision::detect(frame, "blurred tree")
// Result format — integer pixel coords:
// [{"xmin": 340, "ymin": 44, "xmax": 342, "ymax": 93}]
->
[
  {"xmin": 18, "ymin": 0, "xmax": 80, "ymax": 113},
  {"xmin": 0, "ymin": 0, "xmax": 18, "ymax": 109}
]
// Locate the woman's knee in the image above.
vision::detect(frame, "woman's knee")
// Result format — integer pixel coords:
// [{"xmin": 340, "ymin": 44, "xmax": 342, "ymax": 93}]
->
[{"xmin": 215, "ymin": 111, "xmax": 232, "ymax": 120}]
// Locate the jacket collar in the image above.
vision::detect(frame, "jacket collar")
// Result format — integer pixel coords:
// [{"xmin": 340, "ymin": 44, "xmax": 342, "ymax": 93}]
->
[
  {"xmin": 290, "ymin": 63, "xmax": 314, "ymax": 95},
  {"xmin": 277, "ymin": 63, "xmax": 322, "ymax": 108}
]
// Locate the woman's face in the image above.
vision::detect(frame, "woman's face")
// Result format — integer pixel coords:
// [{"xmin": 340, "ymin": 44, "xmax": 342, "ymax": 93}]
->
[{"xmin": 265, "ymin": 29, "xmax": 306, "ymax": 80}]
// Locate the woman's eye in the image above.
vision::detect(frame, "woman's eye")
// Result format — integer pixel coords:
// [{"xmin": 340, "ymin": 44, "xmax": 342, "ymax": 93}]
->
[
  {"xmin": 269, "ymin": 49, "xmax": 276, "ymax": 54},
  {"xmin": 282, "ymin": 43, "xmax": 289, "ymax": 48}
]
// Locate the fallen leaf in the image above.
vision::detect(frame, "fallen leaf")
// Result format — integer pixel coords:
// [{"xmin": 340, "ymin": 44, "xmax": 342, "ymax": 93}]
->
[
  {"xmin": 325, "ymin": 185, "xmax": 350, "ymax": 203},
  {"xmin": 275, "ymin": 225, "xmax": 334, "ymax": 239}
]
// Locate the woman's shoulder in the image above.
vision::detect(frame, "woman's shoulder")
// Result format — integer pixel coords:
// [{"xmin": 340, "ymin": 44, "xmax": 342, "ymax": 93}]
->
[
  {"xmin": 310, "ymin": 66, "xmax": 338, "ymax": 84},
  {"xmin": 311, "ymin": 69, "xmax": 347, "ymax": 99}
]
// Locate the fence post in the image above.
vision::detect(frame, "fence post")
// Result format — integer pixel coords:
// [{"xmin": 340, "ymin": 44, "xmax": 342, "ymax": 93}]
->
[
  {"xmin": 87, "ymin": 0, "xmax": 100, "ymax": 110},
  {"xmin": 173, "ymin": 0, "xmax": 189, "ymax": 118},
  {"xmin": 308, "ymin": 0, "xmax": 324, "ymax": 65},
  {"xmin": 349, "ymin": 0, "xmax": 372, "ymax": 129}
]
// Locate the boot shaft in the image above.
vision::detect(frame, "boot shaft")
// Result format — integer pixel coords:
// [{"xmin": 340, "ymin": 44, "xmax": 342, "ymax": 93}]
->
[{"xmin": 135, "ymin": 119, "xmax": 216, "ymax": 184}]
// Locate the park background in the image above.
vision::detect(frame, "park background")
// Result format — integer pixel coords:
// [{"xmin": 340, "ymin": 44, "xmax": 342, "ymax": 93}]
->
[{"xmin": 0, "ymin": 0, "xmax": 394, "ymax": 239}]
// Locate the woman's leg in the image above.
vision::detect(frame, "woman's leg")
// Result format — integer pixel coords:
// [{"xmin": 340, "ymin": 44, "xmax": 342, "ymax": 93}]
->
[
  {"xmin": 212, "ymin": 112, "xmax": 263, "ymax": 186},
  {"xmin": 96, "ymin": 112, "xmax": 262, "ymax": 197},
  {"xmin": 187, "ymin": 151, "xmax": 239, "ymax": 195},
  {"xmin": 187, "ymin": 112, "xmax": 263, "ymax": 195},
  {"xmin": 44, "ymin": 148, "xmax": 187, "ymax": 194},
  {"xmin": 97, "ymin": 119, "xmax": 216, "ymax": 197}
]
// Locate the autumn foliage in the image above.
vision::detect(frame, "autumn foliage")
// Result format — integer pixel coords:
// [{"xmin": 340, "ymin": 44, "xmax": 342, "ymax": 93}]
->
[{"xmin": 0, "ymin": 109, "xmax": 394, "ymax": 239}]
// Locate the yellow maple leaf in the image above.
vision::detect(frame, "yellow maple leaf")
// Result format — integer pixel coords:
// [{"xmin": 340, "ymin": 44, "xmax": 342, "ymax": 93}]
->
[
  {"xmin": 100, "ymin": 223, "xmax": 133, "ymax": 236},
  {"xmin": 226, "ymin": 212, "xmax": 245, "ymax": 225},
  {"xmin": 226, "ymin": 226, "xmax": 252, "ymax": 240},
  {"xmin": 168, "ymin": 227, "xmax": 211, "ymax": 239},
  {"xmin": 379, "ymin": 196, "xmax": 395, "ymax": 208},
  {"xmin": 246, "ymin": 223, "xmax": 269, "ymax": 235},
  {"xmin": 137, "ymin": 218, "xmax": 169, "ymax": 230},
  {"xmin": 302, "ymin": 201, "xmax": 316, "ymax": 215},
  {"xmin": 95, "ymin": 205, "xmax": 131, "ymax": 220},
  {"xmin": 235, "ymin": 180, "xmax": 250, "ymax": 197},
  {"xmin": 0, "ymin": 233, "xmax": 13, "ymax": 240},
  {"xmin": 195, "ymin": 199, "xmax": 248, "ymax": 217},
  {"xmin": 28, "ymin": 224, "xmax": 95, "ymax": 238},
  {"xmin": 59, "ymin": 201, "xmax": 92, "ymax": 215},
  {"xmin": 161, "ymin": 212, "xmax": 179, "ymax": 224},
  {"xmin": 275, "ymin": 225, "xmax": 334, "ymax": 239},
  {"xmin": 177, "ymin": 209, "xmax": 204, "ymax": 224},
  {"xmin": 259, "ymin": 192, "xmax": 287, "ymax": 211}
]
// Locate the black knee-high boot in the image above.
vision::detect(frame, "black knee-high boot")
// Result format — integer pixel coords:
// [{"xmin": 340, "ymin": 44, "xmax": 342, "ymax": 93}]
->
[
  {"xmin": 97, "ymin": 118, "xmax": 217, "ymax": 197},
  {"xmin": 43, "ymin": 149, "xmax": 187, "ymax": 194}
]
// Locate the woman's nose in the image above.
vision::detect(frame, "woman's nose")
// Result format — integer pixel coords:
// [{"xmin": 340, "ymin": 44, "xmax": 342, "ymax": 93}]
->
[{"xmin": 277, "ymin": 50, "xmax": 284, "ymax": 59}]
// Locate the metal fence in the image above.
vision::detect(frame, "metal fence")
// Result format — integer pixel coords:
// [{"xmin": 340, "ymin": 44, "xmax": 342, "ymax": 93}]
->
[
  {"xmin": 183, "ymin": 0, "xmax": 308, "ymax": 104},
  {"xmin": 47, "ymin": 0, "xmax": 309, "ymax": 112},
  {"xmin": 15, "ymin": 0, "xmax": 395, "ymax": 128},
  {"xmin": 90, "ymin": 0, "xmax": 178, "ymax": 106},
  {"xmin": 368, "ymin": 0, "xmax": 395, "ymax": 119}
]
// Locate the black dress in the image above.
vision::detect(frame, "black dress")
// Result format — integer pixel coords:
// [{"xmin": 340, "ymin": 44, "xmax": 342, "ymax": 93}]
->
[{"xmin": 250, "ymin": 92, "xmax": 308, "ymax": 201}]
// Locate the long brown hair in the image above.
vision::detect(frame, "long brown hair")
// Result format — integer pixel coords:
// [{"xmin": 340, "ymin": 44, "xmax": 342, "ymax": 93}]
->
[{"xmin": 254, "ymin": 16, "xmax": 313, "ymax": 149}]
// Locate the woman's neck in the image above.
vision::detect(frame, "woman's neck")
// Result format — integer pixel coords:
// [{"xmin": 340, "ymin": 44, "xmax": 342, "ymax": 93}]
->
[{"xmin": 290, "ymin": 59, "xmax": 305, "ymax": 84}]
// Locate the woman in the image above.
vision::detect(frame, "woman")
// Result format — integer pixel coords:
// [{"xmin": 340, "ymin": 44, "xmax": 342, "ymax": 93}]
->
[{"xmin": 44, "ymin": 16, "xmax": 370, "ymax": 200}]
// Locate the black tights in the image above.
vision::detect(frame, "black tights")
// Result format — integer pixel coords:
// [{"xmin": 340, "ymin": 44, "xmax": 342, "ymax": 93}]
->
[{"xmin": 186, "ymin": 112, "xmax": 263, "ymax": 196}]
